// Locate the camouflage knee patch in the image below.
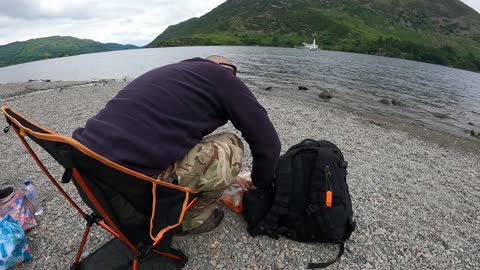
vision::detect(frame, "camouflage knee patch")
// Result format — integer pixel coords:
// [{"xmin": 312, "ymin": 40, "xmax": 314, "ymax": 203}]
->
[{"xmin": 174, "ymin": 132, "xmax": 244, "ymax": 230}]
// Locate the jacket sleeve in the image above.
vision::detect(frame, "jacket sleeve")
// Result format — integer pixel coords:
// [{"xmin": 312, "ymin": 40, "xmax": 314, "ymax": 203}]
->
[{"xmin": 217, "ymin": 75, "xmax": 281, "ymax": 189}]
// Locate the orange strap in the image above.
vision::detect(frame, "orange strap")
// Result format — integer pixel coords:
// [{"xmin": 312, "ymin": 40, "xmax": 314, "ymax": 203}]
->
[
  {"xmin": 149, "ymin": 183, "xmax": 158, "ymax": 240},
  {"xmin": 149, "ymin": 182, "xmax": 193, "ymax": 243}
]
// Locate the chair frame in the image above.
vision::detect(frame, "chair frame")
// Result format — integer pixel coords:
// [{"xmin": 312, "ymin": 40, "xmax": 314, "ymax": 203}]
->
[{"xmin": 2, "ymin": 106, "xmax": 198, "ymax": 270}]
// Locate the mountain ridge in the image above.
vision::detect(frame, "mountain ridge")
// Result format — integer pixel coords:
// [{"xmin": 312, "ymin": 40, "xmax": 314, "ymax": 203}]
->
[
  {"xmin": 147, "ymin": 0, "xmax": 480, "ymax": 71},
  {"xmin": 0, "ymin": 36, "xmax": 137, "ymax": 67}
]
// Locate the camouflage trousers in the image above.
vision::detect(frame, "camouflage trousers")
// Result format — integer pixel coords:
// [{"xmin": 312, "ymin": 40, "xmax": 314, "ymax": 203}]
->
[{"xmin": 158, "ymin": 132, "xmax": 244, "ymax": 231}]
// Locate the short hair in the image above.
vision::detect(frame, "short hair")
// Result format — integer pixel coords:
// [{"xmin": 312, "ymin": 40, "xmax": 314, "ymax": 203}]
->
[{"xmin": 206, "ymin": 55, "xmax": 232, "ymax": 65}]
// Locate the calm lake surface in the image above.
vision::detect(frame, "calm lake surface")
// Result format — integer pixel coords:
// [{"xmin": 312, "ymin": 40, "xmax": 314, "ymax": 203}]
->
[{"xmin": 1, "ymin": 46, "xmax": 479, "ymax": 138}]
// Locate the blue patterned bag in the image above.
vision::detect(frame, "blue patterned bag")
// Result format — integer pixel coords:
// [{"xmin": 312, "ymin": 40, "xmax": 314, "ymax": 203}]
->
[{"xmin": 0, "ymin": 215, "xmax": 32, "ymax": 270}]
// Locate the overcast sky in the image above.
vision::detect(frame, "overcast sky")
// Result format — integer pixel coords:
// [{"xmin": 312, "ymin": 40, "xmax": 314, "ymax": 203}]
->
[{"xmin": 0, "ymin": 0, "xmax": 479, "ymax": 47}]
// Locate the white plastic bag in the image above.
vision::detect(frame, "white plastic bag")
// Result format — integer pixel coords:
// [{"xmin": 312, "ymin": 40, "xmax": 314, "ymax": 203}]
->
[{"xmin": 221, "ymin": 171, "xmax": 252, "ymax": 213}]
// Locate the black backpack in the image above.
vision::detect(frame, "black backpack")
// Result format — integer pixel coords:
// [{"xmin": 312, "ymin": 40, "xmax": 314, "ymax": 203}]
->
[{"xmin": 243, "ymin": 139, "xmax": 355, "ymax": 268}]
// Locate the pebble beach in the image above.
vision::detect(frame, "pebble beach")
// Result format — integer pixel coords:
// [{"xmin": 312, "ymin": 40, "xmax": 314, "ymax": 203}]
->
[{"xmin": 0, "ymin": 79, "xmax": 479, "ymax": 269}]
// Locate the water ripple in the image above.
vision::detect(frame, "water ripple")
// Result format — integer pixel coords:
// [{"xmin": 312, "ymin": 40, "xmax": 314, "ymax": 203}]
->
[{"xmin": 1, "ymin": 46, "xmax": 479, "ymax": 138}]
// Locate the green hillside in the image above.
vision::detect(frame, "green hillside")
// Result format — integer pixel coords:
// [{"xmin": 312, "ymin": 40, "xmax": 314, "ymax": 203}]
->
[
  {"xmin": 147, "ymin": 0, "xmax": 480, "ymax": 71},
  {"xmin": 0, "ymin": 36, "xmax": 137, "ymax": 67}
]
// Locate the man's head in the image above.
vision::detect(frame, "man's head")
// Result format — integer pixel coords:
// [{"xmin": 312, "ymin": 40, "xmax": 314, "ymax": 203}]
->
[{"xmin": 206, "ymin": 55, "xmax": 237, "ymax": 76}]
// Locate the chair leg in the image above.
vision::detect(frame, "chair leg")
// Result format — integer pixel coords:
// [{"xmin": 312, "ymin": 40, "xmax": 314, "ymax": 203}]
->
[
  {"xmin": 152, "ymin": 248, "xmax": 188, "ymax": 267},
  {"xmin": 72, "ymin": 223, "xmax": 92, "ymax": 268},
  {"xmin": 132, "ymin": 258, "xmax": 139, "ymax": 270},
  {"xmin": 151, "ymin": 249, "xmax": 183, "ymax": 261}
]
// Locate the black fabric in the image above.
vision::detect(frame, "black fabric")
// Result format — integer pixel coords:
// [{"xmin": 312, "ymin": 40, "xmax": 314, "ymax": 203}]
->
[
  {"xmin": 3, "ymin": 107, "xmax": 189, "ymax": 267},
  {"xmin": 62, "ymin": 169, "xmax": 73, "ymax": 183},
  {"xmin": 77, "ymin": 238, "xmax": 186, "ymax": 270},
  {"xmin": 4, "ymin": 108, "xmax": 76, "ymax": 169},
  {"xmin": 4, "ymin": 108, "xmax": 50, "ymax": 134},
  {"xmin": 70, "ymin": 148, "xmax": 186, "ymax": 245},
  {"xmin": 0, "ymin": 187, "xmax": 13, "ymax": 199},
  {"xmin": 243, "ymin": 188, "xmax": 273, "ymax": 234},
  {"xmin": 243, "ymin": 139, "xmax": 355, "ymax": 267}
]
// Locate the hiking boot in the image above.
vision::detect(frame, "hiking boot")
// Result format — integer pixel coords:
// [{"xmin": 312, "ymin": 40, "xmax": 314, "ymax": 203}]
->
[{"xmin": 174, "ymin": 209, "xmax": 224, "ymax": 239}]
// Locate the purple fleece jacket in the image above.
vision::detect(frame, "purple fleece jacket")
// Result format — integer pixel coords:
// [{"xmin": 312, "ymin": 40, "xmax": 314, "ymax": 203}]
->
[{"xmin": 73, "ymin": 58, "xmax": 281, "ymax": 189}]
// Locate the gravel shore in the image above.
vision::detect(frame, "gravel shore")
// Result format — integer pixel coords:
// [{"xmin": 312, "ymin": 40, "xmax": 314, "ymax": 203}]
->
[{"xmin": 1, "ymin": 80, "xmax": 479, "ymax": 269}]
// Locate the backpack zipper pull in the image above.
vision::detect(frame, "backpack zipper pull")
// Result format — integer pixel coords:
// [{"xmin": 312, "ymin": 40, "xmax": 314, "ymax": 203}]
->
[
  {"xmin": 325, "ymin": 166, "xmax": 333, "ymax": 208},
  {"xmin": 326, "ymin": 190, "xmax": 333, "ymax": 208}
]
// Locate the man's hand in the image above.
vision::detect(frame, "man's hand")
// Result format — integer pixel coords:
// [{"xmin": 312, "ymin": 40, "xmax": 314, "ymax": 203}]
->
[{"xmin": 233, "ymin": 175, "xmax": 253, "ymax": 191}]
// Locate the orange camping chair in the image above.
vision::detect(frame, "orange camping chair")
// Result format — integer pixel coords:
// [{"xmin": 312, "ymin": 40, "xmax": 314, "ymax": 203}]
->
[{"xmin": 2, "ymin": 106, "xmax": 198, "ymax": 270}]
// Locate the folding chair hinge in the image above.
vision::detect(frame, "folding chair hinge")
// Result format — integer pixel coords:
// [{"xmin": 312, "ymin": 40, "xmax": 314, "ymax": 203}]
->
[
  {"xmin": 135, "ymin": 243, "xmax": 153, "ymax": 260},
  {"xmin": 85, "ymin": 213, "xmax": 102, "ymax": 226}
]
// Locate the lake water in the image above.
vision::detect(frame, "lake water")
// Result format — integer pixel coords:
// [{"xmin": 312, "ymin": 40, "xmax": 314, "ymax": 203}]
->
[{"xmin": 1, "ymin": 46, "xmax": 479, "ymax": 139}]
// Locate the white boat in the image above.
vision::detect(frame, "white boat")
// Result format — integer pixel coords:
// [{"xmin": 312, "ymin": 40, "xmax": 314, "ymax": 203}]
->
[
  {"xmin": 309, "ymin": 38, "xmax": 319, "ymax": 51},
  {"xmin": 303, "ymin": 38, "xmax": 318, "ymax": 51}
]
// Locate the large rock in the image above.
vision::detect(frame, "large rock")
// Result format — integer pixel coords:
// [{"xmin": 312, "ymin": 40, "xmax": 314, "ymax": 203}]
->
[
  {"xmin": 369, "ymin": 120, "xmax": 385, "ymax": 126},
  {"xmin": 432, "ymin": 112, "xmax": 448, "ymax": 119},
  {"xmin": 391, "ymin": 99, "xmax": 405, "ymax": 106},
  {"xmin": 318, "ymin": 90, "xmax": 332, "ymax": 99},
  {"xmin": 379, "ymin": 99, "xmax": 391, "ymax": 105}
]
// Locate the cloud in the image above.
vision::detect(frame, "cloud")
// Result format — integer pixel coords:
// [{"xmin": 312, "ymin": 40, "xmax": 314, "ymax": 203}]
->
[
  {"xmin": 120, "ymin": 18, "xmax": 133, "ymax": 24},
  {"xmin": 0, "ymin": 0, "xmax": 99, "ymax": 20},
  {"xmin": 0, "ymin": 0, "xmax": 226, "ymax": 46},
  {"xmin": 460, "ymin": 0, "xmax": 480, "ymax": 14}
]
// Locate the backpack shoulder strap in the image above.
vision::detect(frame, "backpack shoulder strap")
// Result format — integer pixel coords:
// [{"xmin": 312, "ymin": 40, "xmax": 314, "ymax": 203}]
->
[
  {"xmin": 307, "ymin": 242, "xmax": 345, "ymax": 269},
  {"xmin": 259, "ymin": 149, "xmax": 301, "ymax": 236}
]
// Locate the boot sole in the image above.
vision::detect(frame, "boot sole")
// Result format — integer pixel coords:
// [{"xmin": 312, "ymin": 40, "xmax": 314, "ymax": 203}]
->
[
  {"xmin": 172, "ymin": 210, "xmax": 224, "ymax": 240},
  {"xmin": 172, "ymin": 221, "xmax": 223, "ymax": 240}
]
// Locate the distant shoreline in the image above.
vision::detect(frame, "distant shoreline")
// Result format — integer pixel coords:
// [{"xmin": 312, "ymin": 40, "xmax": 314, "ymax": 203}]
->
[{"xmin": 1, "ymin": 46, "xmax": 480, "ymax": 75}]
